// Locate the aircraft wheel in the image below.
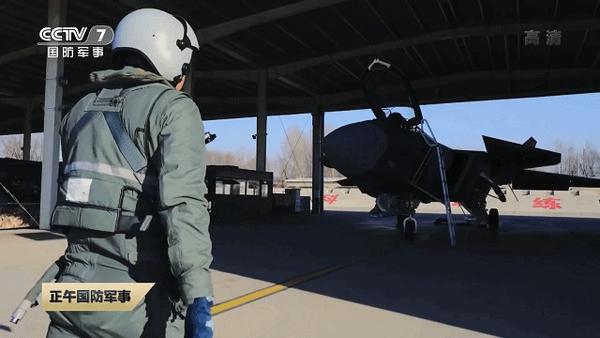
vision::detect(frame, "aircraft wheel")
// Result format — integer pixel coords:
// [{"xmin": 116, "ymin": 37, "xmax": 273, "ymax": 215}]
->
[
  {"xmin": 396, "ymin": 215, "xmax": 409, "ymax": 228},
  {"xmin": 488, "ymin": 208, "xmax": 499, "ymax": 231},
  {"xmin": 403, "ymin": 218, "xmax": 417, "ymax": 241}
]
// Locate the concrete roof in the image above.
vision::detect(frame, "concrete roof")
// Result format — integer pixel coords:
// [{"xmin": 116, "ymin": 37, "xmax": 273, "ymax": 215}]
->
[{"xmin": 0, "ymin": 0, "xmax": 599, "ymax": 134}]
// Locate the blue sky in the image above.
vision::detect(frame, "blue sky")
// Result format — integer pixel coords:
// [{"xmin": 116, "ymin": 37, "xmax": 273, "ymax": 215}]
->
[
  {"xmin": 5, "ymin": 92, "xmax": 597, "ymax": 159},
  {"xmin": 203, "ymin": 92, "xmax": 600, "ymax": 157}
]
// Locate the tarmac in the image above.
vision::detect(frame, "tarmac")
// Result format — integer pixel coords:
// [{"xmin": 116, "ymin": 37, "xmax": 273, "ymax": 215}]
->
[{"xmin": 1, "ymin": 211, "xmax": 600, "ymax": 338}]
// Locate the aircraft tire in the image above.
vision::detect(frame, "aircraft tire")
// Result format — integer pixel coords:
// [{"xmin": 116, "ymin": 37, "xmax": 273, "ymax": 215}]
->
[
  {"xmin": 396, "ymin": 215, "xmax": 409, "ymax": 228},
  {"xmin": 488, "ymin": 208, "xmax": 499, "ymax": 231},
  {"xmin": 404, "ymin": 219, "xmax": 417, "ymax": 241}
]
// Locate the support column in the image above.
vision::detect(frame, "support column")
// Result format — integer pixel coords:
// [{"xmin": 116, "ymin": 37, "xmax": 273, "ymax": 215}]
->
[
  {"xmin": 39, "ymin": 0, "xmax": 66, "ymax": 229},
  {"xmin": 23, "ymin": 101, "xmax": 32, "ymax": 161},
  {"xmin": 311, "ymin": 105, "xmax": 324, "ymax": 214},
  {"xmin": 256, "ymin": 70, "xmax": 267, "ymax": 172}
]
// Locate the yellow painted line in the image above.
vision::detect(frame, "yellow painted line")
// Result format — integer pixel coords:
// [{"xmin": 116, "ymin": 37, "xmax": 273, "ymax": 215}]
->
[{"xmin": 211, "ymin": 256, "xmax": 369, "ymax": 315}]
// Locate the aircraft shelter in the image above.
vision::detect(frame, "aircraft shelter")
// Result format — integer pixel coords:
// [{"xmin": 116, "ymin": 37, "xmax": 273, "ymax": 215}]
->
[{"xmin": 0, "ymin": 0, "xmax": 599, "ymax": 226}]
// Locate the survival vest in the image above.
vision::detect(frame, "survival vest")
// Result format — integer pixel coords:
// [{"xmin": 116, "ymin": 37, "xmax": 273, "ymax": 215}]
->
[{"xmin": 51, "ymin": 83, "xmax": 179, "ymax": 233}]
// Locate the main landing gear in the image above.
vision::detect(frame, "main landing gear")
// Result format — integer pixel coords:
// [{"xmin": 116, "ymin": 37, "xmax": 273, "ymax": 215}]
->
[
  {"xmin": 488, "ymin": 208, "xmax": 499, "ymax": 232},
  {"xmin": 435, "ymin": 208, "xmax": 500, "ymax": 231}
]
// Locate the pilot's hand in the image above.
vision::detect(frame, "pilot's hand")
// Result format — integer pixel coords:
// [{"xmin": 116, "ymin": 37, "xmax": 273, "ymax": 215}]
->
[{"xmin": 185, "ymin": 297, "xmax": 213, "ymax": 338}]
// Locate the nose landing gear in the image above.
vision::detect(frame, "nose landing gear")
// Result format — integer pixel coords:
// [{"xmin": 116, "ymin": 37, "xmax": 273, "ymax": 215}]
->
[{"xmin": 397, "ymin": 214, "xmax": 417, "ymax": 241}]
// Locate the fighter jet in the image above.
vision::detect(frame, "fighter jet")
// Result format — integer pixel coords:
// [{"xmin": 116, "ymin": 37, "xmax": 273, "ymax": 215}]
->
[{"xmin": 322, "ymin": 59, "xmax": 600, "ymax": 246}]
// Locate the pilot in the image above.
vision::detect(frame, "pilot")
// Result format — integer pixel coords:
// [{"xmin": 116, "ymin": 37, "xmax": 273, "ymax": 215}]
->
[
  {"xmin": 387, "ymin": 112, "xmax": 409, "ymax": 128},
  {"xmin": 45, "ymin": 8, "xmax": 213, "ymax": 338}
]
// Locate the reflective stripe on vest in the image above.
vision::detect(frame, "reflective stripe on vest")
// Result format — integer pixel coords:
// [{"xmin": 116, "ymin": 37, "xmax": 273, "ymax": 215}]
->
[{"xmin": 64, "ymin": 161, "xmax": 157, "ymax": 185}]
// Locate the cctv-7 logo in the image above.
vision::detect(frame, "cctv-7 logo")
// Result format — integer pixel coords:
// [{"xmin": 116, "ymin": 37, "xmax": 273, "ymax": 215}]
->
[{"xmin": 96, "ymin": 28, "xmax": 106, "ymax": 42}]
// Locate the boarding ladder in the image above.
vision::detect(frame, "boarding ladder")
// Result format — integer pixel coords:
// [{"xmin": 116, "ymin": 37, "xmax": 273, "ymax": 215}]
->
[{"xmin": 418, "ymin": 120, "xmax": 456, "ymax": 247}]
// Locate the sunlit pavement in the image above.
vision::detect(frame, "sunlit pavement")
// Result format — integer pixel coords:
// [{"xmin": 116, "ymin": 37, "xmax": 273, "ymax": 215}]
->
[{"xmin": 2, "ymin": 211, "xmax": 600, "ymax": 337}]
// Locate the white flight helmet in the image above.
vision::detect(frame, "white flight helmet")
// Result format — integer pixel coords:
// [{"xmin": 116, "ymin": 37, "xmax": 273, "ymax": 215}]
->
[{"xmin": 112, "ymin": 8, "xmax": 199, "ymax": 83}]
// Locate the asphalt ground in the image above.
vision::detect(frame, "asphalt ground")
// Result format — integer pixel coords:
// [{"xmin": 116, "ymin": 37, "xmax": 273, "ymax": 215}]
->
[{"xmin": 1, "ymin": 211, "xmax": 600, "ymax": 337}]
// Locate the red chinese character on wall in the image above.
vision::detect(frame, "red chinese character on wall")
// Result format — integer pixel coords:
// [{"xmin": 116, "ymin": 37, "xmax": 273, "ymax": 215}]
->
[
  {"xmin": 532, "ymin": 197, "xmax": 561, "ymax": 210},
  {"xmin": 323, "ymin": 194, "xmax": 339, "ymax": 205}
]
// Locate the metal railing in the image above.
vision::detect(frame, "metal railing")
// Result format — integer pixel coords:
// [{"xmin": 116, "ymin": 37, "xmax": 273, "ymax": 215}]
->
[{"xmin": 418, "ymin": 119, "xmax": 456, "ymax": 247}]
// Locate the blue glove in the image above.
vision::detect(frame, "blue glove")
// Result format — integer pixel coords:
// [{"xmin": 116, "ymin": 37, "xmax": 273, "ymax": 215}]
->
[{"xmin": 185, "ymin": 297, "xmax": 213, "ymax": 338}]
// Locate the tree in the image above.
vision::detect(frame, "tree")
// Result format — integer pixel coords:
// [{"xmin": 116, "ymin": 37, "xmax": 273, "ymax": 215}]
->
[
  {"xmin": 205, "ymin": 149, "xmax": 255, "ymax": 169},
  {"xmin": 277, "ymin": 125, "xmax": 312, "ymax": 179},
  {"xmin": 276, "ymin": 123, "xmax": 344, "ymax": 180},
  {"xmin": 579, "ymin": 142, "xmax": 600, "ymax": 178},
  {"xmin": 553, "ymin": 140, "xmax": 600, "ymax": 177},
  {"xmin": 1, "ymin": 134, "xmax": 42, "ymax": 161},
  {"xmin": 1, "ymin": 136, "xmax": 22, "ymax": 159}
]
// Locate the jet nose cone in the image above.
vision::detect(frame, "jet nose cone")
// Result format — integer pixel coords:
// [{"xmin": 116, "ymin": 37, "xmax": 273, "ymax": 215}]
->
[{"xmin": 323, "ymin": 121, "xmax": 388, "ymax": 176}]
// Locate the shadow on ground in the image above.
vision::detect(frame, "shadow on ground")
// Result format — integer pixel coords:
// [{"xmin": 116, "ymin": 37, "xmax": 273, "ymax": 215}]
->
[
  {"xmin": 15, "ymin": 231, "xmax": 65, "ymax": 241},
  {"xmin": 210, "ymin": 211, "xmax": 600, "ymax": 338}
]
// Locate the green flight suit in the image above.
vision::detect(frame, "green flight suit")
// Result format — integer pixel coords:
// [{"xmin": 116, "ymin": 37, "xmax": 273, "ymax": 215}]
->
[{"xmin": 45, "ymin": 67, "xmax": 213, "ymax": 338}]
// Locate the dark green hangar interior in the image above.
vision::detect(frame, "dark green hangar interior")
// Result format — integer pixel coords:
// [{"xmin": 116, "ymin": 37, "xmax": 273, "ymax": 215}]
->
[
  {"xmin": 0, "ymin": 0, "xmax": 599, "ymax": 134},
  {"xmin": 0, "ymin": 0, "xmax": 599, "ymax": 222}
]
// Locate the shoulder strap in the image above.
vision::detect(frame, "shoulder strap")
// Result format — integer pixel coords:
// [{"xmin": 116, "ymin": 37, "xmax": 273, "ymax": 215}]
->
[
  {"xmin": 103, "ymin": 110, "xmax": 147, "ymax": 173},
  {"xmin": 100, "ymin": 86, "xmax": 170, "ymax": 182},
  {"xmin": 100, "ymin": 86, "xmax": 169, "ymax": 231},
  {"xmin": 91, "ymin": 87, "xmax": 145, "ymax": 178}
]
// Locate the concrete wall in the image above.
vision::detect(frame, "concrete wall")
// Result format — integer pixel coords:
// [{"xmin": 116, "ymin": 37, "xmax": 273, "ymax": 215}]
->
[{"xmin": 279, "ymin": 180, "xmax": 600, "ymax": 218}]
